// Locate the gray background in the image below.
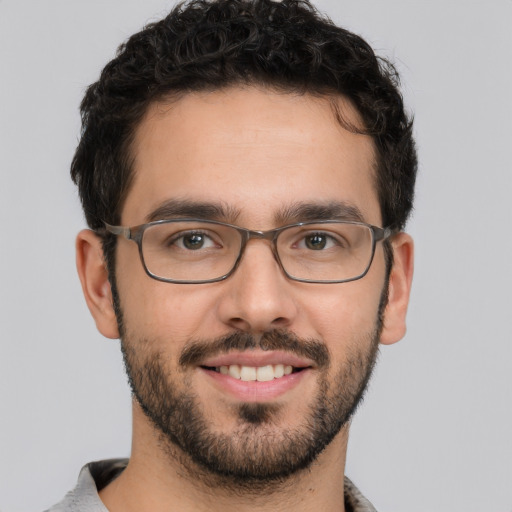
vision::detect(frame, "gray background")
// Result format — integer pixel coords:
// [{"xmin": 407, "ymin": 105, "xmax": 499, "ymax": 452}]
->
[{"xmin": 1, "ymin": 1, "xmax": 511, "ymax": 511}]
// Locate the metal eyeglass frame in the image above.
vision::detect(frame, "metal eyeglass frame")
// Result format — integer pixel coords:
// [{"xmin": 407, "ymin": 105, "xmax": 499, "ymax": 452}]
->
[{"xmin": 103, "ymin": 218, "xmax": 394, "ymax": 284}]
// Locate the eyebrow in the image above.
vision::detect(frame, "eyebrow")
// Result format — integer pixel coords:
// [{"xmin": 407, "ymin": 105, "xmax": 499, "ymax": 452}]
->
[
  {"xmin": 146, "ymin": 199, "xmax": 241, "ymax": 223},
  {"xmin": 145, "ymin": 199, "xmax": 365, "ymax": 225},
  {"xmin": 274, "ymin": 201, "xmax": 366, "ymax": 224}
]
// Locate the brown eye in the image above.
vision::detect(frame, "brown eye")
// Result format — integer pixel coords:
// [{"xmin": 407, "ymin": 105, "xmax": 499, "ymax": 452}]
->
[
  {"xmin": 183, "ymin": 233, "xmax": 206, "ymax": 250},
  {"xmin": 305, "ymin": 234, "xmax": 328, "ymax": 250},
  {"xmin": 169, "ymin": 231, "xmax": 218, "ymax": 251}
]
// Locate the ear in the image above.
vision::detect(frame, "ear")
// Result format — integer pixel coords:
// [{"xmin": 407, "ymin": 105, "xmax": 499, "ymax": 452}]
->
[
  {"xmin": 379, "ymin": 232, "xmax": 414, "ymax": 345},
  {"xmin": 76, "ymin": 229, "xmax": 120, "ymax": 339}
]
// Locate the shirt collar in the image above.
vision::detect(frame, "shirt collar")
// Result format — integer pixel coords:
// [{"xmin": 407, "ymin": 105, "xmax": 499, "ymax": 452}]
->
[{"xmin": 47, "ymin": 459, "xmax": 377, "ymax": 512}]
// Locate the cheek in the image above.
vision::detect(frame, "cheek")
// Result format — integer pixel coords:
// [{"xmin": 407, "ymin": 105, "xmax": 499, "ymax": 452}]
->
[
  {"xmin": 298, "ymin": 276, "xmax": 385, "ymax": 351},
  {"xmin": 117, "ymin": 258, "xmax": 222, "ymax": 347},
  {"xmin": 150, "ymin": 291, "xmax": 217, "ymax": 342}
]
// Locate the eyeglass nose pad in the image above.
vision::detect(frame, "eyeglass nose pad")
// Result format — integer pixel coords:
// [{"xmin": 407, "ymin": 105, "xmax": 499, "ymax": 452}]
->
[{"xmin": 235, "ymin": 229, "xmax": 285, "ymax": 275}]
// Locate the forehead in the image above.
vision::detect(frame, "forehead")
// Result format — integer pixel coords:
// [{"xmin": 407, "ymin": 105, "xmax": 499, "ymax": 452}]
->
[{"xmin": 123, "ymin": 87, "xmax": 379, "ymax": 227}]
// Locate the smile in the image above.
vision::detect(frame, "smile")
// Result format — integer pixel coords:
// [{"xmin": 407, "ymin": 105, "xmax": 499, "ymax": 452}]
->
[
  {"xmin": 206, "ymin": 364, "xmax": 299, "ymax": 381},
  {"xmin": 198, "ymin": 351, "xmax": 314, "ymax": 400}
]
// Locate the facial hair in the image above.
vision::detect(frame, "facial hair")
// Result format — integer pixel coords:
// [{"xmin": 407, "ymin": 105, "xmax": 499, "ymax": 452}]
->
[{"xmin": 120, "ymin": 323, "xmax": 381, "ymax": 489}]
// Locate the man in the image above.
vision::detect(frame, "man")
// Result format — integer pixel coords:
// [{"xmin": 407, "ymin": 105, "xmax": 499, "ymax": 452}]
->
[{"xmin": 50, "ymin": 0, "xmax": 416, "ymax": 510}]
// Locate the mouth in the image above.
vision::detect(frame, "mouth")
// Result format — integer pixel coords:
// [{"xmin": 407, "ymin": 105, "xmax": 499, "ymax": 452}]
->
[
  {"xmin": 201, "ymin": 364, "xmax": 308, "ymax": 382},
  {"xmin": 197, "ymin": 351, "xmax": 314, "ymax": 401}
]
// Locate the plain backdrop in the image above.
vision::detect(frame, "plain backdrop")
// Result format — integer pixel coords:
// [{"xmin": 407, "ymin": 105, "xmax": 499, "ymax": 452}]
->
[{"xmin": 1, "ymin": 1, "xmax": 511, "ymax": 511}]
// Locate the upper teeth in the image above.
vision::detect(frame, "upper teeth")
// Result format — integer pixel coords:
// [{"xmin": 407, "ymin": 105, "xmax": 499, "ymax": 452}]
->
[{"xmin": 217, "ymin": 364, "xmax": 293, "ymax": 382}]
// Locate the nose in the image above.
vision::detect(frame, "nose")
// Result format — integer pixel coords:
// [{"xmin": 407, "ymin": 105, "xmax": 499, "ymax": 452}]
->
[{"xmin": 216, "ymin": 240, "xmax": 299, "ymax": 333}]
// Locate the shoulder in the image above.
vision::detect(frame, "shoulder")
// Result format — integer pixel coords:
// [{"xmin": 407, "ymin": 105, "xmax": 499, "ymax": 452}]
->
[
  {"xmin": 44, "ymin": 459, "xmax": 128, "ymax": 512},
  {"xmin": 344, "ymin": 476, "xmax": 378, "ymax": 512}
]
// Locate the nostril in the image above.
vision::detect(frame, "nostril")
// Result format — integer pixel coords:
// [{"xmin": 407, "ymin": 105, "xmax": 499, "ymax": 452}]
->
[{"xmin": 229, "ymin": 317, "xmax": 251, "ymax": 330}]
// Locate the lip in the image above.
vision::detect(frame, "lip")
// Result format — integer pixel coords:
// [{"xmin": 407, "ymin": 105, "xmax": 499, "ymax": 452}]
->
[
  {"xmin": 201, "ymin": 350, "xmax": 315, "ymax": 369},
  {"xmin": 201, "ymin": 365, "xmax": 311, "ymax": 402},
  {"xmin": 198, "ymin": 350, "xmax": 314, "ymax": 402}
]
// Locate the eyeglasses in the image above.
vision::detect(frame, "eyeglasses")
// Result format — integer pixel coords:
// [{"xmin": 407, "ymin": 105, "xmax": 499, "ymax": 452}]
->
[{"xmin": 104, "ymin": 219, "xmax": 394, "ymax": 284}]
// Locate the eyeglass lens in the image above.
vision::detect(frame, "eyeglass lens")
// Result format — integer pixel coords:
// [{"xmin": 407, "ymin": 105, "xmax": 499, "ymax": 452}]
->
[{"xmin": 140, "ymin": 220, "xmax": 375, "ymax": 283}]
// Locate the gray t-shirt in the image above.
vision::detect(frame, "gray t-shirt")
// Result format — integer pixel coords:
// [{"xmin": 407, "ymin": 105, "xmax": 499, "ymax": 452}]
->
[{"xmin": 46, "ymin": 459, "xmax": 377, "ymax": 512}]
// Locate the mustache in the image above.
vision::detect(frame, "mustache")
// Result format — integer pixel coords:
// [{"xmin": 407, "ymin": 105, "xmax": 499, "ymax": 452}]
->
[{"xmin": 179, "ymin": 330, "xmax": 330, "ymax": 369}]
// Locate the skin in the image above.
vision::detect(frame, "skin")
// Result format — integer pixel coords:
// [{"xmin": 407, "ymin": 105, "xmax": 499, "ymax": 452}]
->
[{"xmin": 76, "ymin": 87, "xmax": 414, "ymax": 512}]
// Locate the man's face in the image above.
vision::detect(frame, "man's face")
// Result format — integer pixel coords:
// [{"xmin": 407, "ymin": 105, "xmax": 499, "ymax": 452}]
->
[{"xmin": 111, "ymin": 87, "xmax": 393, "ymax": 483}]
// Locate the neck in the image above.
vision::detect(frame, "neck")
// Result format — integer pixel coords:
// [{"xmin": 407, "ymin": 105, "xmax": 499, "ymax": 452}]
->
[{"xmin": 100, "ymin": 403, "xmax": 349, "ymax": 512}]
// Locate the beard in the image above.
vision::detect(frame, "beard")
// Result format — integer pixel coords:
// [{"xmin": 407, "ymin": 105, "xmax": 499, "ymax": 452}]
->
[{"xmin": 119, "ymin": 320, "xmax": 382, "ymax": 489}]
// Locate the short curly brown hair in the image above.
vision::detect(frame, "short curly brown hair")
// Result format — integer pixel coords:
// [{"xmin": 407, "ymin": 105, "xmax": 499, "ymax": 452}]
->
[{"xmin": 71, "ymin": 0, "xmax": 417, "ymax": 279}]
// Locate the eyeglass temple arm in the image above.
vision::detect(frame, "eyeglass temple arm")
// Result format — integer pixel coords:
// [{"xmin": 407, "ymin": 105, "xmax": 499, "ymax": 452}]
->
[
  {"xmin": 376, "ymin": 226, "xmax": 397, "ymax": 242},
  {"xmin": 104, "ymin": 223, "xmax": 132, "ymax": 239}
]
